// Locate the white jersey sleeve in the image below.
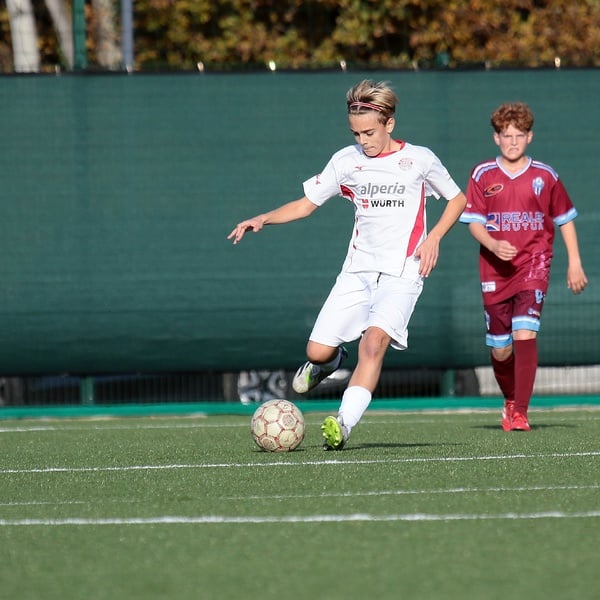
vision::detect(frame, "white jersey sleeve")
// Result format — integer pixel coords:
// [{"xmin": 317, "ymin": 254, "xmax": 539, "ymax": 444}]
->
[{"xmin": 303, "ymin": 146, "xmax": 358, "ymax": 206}]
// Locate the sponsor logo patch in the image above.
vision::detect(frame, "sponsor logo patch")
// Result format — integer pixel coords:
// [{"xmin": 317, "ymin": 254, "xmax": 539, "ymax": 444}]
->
[
  {"xmin": 484, "ymin": 183, "xmax": 504, "ymax": 196},
  {"xmin": 486, "ymin": 211, "xmax": 544, "ymax": 232}
]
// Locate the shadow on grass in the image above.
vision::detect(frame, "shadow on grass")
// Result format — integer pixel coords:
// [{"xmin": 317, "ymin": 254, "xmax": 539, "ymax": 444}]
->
[
  {"xmin": 474, "ymin": 423, "xmax": 580, "ymax": 431},
  {"xmin": 312, "ymin": 442, "xmax": 464, "ymax": 451}
]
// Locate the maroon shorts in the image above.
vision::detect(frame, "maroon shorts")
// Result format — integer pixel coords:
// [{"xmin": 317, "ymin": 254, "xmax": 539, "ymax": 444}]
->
[{"xmin": 483, "ymin": 289, "xmax": 545, "ymax": 348}]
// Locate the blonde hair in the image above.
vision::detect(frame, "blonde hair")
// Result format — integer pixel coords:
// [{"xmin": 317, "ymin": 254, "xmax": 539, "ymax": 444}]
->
[{"xmin": 347, "ymin": 80, "xmax": 398, "ymax": 124}]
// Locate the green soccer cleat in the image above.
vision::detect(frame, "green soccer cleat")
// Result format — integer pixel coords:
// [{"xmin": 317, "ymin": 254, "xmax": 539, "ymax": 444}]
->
[
  {"xmin": 292, "ymin": 347, "xmax": 347, "ymax": 394},
  {"xmin": 321, "ymin": 415, "xmax": 348, "ymax": 450}
]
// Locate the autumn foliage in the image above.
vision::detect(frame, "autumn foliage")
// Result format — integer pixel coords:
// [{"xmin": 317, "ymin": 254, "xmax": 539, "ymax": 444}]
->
[{"xmin": 1, "ymin": 0, "xmax": 599, "ymax": 73}]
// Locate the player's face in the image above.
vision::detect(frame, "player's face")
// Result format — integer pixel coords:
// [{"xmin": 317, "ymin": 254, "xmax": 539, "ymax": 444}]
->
[
  {"xmin": 349, "ymin": 112, "xmax": 395, "ymax": 157},
  {"xmin": 494, "ymin": 124, "xmax": 533, "ymax": 166}
]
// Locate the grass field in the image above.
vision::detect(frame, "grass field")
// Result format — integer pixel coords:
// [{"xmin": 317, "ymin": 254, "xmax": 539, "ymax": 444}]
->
[{"xmin": 1, "ymin": 407, "xmax": 599, "ymax": 600}]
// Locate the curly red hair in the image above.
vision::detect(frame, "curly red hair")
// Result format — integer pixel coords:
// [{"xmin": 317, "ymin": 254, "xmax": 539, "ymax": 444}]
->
[{"xmin": 491, "ymin": 102, "xmax": 534, "ymax": 133}]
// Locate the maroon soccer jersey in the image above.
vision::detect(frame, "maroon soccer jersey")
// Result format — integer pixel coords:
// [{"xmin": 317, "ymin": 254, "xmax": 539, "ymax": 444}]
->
[{"xmin": 460, "ymin": 157, "xmax": 578, "ymax": 303}]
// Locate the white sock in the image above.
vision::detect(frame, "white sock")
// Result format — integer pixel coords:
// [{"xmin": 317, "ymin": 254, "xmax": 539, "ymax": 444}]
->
[{"xmin": 338, "ymin": 386, "xmax": 372, "ymax": 434}]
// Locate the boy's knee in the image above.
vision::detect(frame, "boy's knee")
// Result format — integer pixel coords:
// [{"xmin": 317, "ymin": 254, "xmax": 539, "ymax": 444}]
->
[{"xmin": 306, "ymin": 341, "xmax": 339, "ymax": 364}]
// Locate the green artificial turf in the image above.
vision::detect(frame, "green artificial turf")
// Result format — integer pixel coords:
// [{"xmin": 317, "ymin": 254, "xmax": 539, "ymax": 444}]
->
[{"xmin": 1, "ymin": 408, "xmax": 599, "ymax": 600}]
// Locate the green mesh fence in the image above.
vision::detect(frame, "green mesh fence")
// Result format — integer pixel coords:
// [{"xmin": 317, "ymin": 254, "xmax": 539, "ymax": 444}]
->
[{"xmin": 0, "ymin": 70, "xmax": 598, "ymax": 406}]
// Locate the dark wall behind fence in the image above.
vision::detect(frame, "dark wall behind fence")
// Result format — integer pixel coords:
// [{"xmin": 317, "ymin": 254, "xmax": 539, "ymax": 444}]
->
[{"xmin": 0, "ymin": 70, "xmax": 598, "ymax": 375}]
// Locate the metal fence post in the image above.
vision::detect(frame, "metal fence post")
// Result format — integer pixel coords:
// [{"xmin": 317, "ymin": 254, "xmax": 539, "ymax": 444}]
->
[
  {"xmin": 72, "ymin": 0, "xmax": 87, "ymax": 70},
  {"xmin": 80, "ymin": 377, "xmax": 95, "ymax": 405}
]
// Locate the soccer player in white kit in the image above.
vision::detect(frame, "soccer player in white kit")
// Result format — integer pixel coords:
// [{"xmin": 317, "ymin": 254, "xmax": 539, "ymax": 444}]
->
[
  {"xmin": 460, "ymin": 102, "xmax": 588, "ymax": 432},
  {"xmin": 229, "ymin": 80, "xmax": 467, "ymax": 449}
]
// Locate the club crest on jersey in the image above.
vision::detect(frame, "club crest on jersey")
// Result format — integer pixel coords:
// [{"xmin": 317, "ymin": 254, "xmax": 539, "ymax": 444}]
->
[
  {"xmin": 484, "ymin": 183, "xmax": 503, "ymax": 196},
  {"xmin": 532, "ymin": 176, "xmax": 544, "ymax": 196},
  {"xmin": 398, "ymin": 158, "xmax": 413, "ymax": 171}
]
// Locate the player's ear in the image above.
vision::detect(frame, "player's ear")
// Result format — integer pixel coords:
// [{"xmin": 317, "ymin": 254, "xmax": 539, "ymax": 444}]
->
[
  {"xmin": 386, "ymin": 117, "xmax": 395, "ymax": 132},
  {"xmin": 493, "ymin": 131, "xmax": 501, "ymax": 146}
]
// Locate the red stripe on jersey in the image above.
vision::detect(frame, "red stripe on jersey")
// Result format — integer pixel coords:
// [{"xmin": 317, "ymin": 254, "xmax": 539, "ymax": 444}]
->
[
  {"xmin": 406, "ymin": 184, "xmax": 426, "ymax": 257},
  {"xmin": 340, "ymin": 184, "xmax": 355, "ymax": 201},
  {"xmin": 340, "ymin": 185, "xmax": 359, "ymax": 249}
]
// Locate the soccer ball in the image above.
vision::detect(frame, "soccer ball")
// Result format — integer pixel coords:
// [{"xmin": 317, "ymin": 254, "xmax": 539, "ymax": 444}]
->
[{"xmin": 251, "ymin": 399, "xmax": 305, "ymax": 452}]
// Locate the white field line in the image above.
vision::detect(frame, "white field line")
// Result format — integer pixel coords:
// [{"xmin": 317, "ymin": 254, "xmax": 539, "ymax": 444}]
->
[
  {"xmin": 1, "ymin": 451, "xmax": 599, "ymax": 475},
  {"xmin": 2, "ymin": 483, "xmax": 599, "ymax": 507},
  {"xmin": 229, "ymin": 483, "xmax": 600, "ymax": 501},
  {"xmin": 1, "ymin": 511, "xmax": 600, "ymax": 527},
  {"xmin": 1, "ymin": 411, "xmax": 599, "ymax": 434},
  {"xmin": 0, "ymin": 423, "xmax": 238, "ymax": 433}
]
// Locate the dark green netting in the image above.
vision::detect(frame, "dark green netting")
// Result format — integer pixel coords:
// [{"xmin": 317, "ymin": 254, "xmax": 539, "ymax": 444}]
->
[{"xmin": 0, "ymin": 70, "xmax": 597, "ymax": 375}]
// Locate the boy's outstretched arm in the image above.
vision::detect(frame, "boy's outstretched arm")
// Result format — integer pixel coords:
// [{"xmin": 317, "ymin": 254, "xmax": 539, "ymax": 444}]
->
[{"xmin": 228, "ymin": 196, "xmax": 318, "ymax": 245}]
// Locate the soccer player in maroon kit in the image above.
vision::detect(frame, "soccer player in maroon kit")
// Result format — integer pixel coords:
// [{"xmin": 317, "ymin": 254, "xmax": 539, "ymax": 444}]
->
[{"xmin": 460, "ymin": 102, "xmax": 588, "ymax": 431}]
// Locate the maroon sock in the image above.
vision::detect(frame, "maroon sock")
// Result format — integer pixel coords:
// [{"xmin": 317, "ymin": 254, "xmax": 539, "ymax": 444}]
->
[
  {"xmin": 514, "ymin": 339, "xmax": 538, "ymax": 415},
  {"xmin": 491, "ymin": 352, "xmax": 515, "ymax": 401}
]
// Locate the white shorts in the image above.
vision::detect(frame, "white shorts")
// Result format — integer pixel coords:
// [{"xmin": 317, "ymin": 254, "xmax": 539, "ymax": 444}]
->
[{"xmin": 308, "ymin": 259, "xmax": 424, "ymax": 351}]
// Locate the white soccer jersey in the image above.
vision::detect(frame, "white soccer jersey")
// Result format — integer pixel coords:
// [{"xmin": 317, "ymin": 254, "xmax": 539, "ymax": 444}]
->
[{"xmin": 303, "ymin": 141, "xmax": 461, "ymax": 276}]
